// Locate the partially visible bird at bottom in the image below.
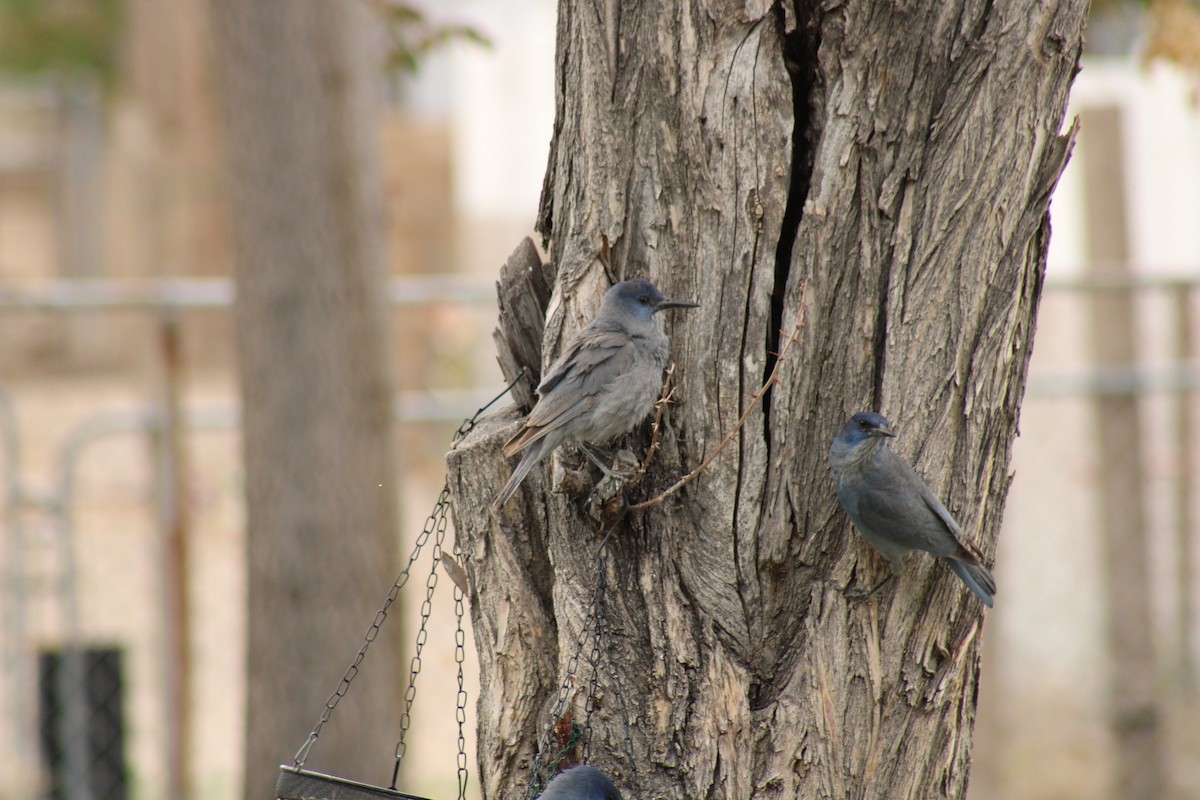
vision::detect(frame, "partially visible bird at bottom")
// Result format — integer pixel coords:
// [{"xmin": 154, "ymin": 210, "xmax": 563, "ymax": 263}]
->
[
  {"xmin": 537, "ymin": 765, "xmax": 622, "ymax": 800},
  {"xmin": 494, "ymin": 278, "xmax": 698, "ymax": 510},
  {"xmin": 828, "ymin": 411, "xmax": 997, "ymax": 607}
]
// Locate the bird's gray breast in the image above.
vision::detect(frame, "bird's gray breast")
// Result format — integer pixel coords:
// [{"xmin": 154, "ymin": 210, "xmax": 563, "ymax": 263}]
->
[{"xmin": 577, "ymin": 328, "xmax": 669, "ymax": 444}]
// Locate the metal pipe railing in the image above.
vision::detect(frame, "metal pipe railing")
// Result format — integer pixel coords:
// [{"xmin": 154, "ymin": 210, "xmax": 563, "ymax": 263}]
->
[{"xmin": 0, "ymin": 275, "xmax": 495, "ymax": 311}]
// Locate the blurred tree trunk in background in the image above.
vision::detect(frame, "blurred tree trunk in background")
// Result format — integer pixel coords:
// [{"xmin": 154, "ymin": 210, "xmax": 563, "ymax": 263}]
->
[
  {"xmin": 449, "ymin": 1, "xmax": 1086, "ymax": 799},
  {"xmin": 208, "ymin": 3, "xmax": 402, "ymax": 800}
]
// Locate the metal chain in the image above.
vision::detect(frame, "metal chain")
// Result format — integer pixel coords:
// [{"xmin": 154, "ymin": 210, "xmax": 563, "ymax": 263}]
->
[
  {"xmin": 525, "ymin": 522, "xmax": 619, "ymax": 799},
  {"xmin": 454, "ymin": 579, "xmax": 470, "ymax": 800},
  {"xmin": 291, "ymin": 497, "xmax": 445, "ymax": 768},
  {"xmin": 390, "ymin": 486, "xmax": 451, "ymax": 787},
  {"xmin": 291, "ymin": 378, "xmax": 517, "ymax": 772},
  {"xmin": 525, "ymin": 596, "xmax": 599, "ymax": 799}
]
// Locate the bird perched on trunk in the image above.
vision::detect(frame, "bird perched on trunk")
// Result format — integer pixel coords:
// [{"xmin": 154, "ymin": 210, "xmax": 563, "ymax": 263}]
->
[
  {"xmin": 494, "ymin": 278, "xmax": 698, "ymax": 509},
  {"xmin": 828, "ymin": 412, "xmax": 997, "ymax": 607},
  {"xmin": 538, "ymin": 765, "xmax": 622, "ymax": 799}
]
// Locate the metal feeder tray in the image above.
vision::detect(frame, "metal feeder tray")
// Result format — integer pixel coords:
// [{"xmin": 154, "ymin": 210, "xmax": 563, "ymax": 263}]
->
[{"xmin": 276, "ymin": 766, "xmax": 432, "ymax": 800}]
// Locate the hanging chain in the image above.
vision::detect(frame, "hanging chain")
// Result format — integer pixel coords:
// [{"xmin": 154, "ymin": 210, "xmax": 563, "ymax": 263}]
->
[
  {"xmin": 390, "ymin": 486, "xmax": 451, "ymax": 788},
  {"xmin": 525, "ymin": 521, "xmax": 619, "ymax": 799},
  {"xmin": 291, "ymin": 498, "xmax": 445, "ymax": 768},
  {"xmin": 525, "ymin": 595, "xmax": 600, "ymax": 799},
  {"xmin": 291, "ymin": 378, "xmax": 517, "ymax": 773},
  {"xmin": 454, "ymin": 575, "xmax": 470, "ymax": 800}
]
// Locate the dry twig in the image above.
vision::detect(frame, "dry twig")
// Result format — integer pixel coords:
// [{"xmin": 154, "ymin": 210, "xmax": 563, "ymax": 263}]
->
[{"xmin": 634, "ymin": 363, "xmax": 676, "ymax": 478}]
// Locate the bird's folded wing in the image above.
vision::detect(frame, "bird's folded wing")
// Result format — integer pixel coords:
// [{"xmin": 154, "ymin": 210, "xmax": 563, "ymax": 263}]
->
[
  {"xmin": 910, "ymin": 465, "xmax": 985, "ymax": 558},
  {"xmin": 537, "ymin": 323, "xmax": 629, "ymax": 393},
  {"xmin": 915, "ymin": 483, "xmax": 964, "ymax": 539},
  {"xmin": 855, "ymin": 481, "xmax": 920, "ymax": 533},
  {"xmin": 503, "ymin": 331, "xmax": 636, "ymax": 456},
  {"xmin": 854, "ymin": 453, "xmax": 961, "ymax": 555}
]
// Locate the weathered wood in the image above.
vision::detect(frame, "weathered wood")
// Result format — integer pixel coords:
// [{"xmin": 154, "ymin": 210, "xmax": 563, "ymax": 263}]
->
[
  {"xmin": 451, "ymin": 1, "xmax": 1086, "ymax": 798},
  {"xmin": 492, "ymin": 237, "xmax": 554, "ymax": 410}
]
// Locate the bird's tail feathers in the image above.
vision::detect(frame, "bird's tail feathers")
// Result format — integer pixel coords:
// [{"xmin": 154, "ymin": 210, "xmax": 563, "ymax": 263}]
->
[
  {"xmin": 493, "ymin": 440, "xmax": 546, "ymax": 510},
  {"xmin": 947, "ymin": 556, "xmax": 996, "ymax": 608},
  {"xmin": 502, "ymin": 422, "xmax": 546, "ymax": 458}
]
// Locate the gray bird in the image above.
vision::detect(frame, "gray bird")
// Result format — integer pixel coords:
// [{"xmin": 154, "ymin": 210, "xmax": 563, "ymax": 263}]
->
[
  {"xmin": 494, "ymin": 278, "xmax": 698, "ymax": 509},
  {"xmin": 828, "ymin": 411, "xmax": 997, "ymax": 607},
  {"xmin": 538, "ymin": 765, "xmax": 622, "ymax": 800}
]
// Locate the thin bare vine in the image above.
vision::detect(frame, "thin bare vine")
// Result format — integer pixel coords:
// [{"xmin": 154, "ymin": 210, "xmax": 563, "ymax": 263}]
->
[{"xmin": 627, "ymin": 281, "xmax": 810, "ymax": 511}]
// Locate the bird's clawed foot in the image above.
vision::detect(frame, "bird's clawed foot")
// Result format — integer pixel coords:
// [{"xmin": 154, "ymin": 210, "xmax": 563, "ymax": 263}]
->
[
  {"xmin": 588, "ymin": 447, "xmax": 639, "ymax": 494},
  {"xmin": 583, "ymin": 447, "xmax": 640, "ymax": 520},
  {"xmin": 553, "ymin": 445, "xmax": 641, "ymax": 509},
  {"xmin": 843, "ymin": 573, "xmax": 896, "ymax": 606},
  {"xmin": 579, "ymin": 444, "xmax": 639, "ymax": 481}
]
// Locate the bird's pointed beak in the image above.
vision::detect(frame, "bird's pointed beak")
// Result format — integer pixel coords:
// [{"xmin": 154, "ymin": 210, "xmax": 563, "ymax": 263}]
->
[
  {"xmin": 654, "ymin": 298, "xmax": 700, "ymax": 312},
  {"xmin": 872, "ymin": 423, "xmax": 895, "ymax": 438}
]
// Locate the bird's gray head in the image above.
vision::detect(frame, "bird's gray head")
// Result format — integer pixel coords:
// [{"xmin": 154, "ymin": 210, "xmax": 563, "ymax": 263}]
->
[
  {"xmin": 538, "ymin": 765, "xmax": 622, "ymax": 800},
  {"xmin": 601, "ymin": 278, "xmax": 699, "ymax": 324},
  {"xmin": 834, "ymin": 411, "xmax": 895, "ymax": 450}
]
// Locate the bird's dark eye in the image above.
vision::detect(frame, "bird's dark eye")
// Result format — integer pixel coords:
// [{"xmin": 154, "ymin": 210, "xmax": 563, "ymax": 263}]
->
[
  {"xmin": 640, "ymin": 295, "xmax": 653, "ymax": 305},
  {"xmin": 858, "ymin": 419, "xmax": 869, "ymax": 429}
]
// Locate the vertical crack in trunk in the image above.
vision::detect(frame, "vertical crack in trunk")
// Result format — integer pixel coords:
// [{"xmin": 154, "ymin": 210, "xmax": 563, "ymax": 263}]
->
[
  {"xmin": 871, "ymin": 261, "xmax": 890, "ymax": 410},
  {"xmin": 764, "ymin": 1, "xmax": 819, "ymax": 439}
]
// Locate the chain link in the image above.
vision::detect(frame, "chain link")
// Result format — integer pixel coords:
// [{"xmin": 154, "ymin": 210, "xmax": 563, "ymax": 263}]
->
[
  {"xmin": 454, "ymin": 580, "xmax": 470, "ymax": 800},
  {"xmin": 525, "ymin": 598, "xmax": 598, "ymax": 798},
  {"xmin": 290, "ymin": 377, "xmax": 517, "ymax": 777},
  {"xmin": 291, "ymin": 502, "xmax": 442, "ymax": 768},
  {"xmin": 525, "ymin": 522, "xmax": 618, "ymax": 799},
  {"xmin": 390, "ymin": 486, "xmax": 451, "ymax": 787}
]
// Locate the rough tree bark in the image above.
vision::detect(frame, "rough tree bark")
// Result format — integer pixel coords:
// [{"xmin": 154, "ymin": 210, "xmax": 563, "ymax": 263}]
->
[
  {"xmin": 208, "ymin": 3, "xmax": 403, "ymax": 799},
  {"xmin": 449, "ymin": 1, "xmax": 1086, "ymax": 798}
]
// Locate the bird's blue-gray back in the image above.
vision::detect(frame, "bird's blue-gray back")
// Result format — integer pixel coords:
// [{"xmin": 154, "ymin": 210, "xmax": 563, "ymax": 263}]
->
[{"xmin": 845, "ymin": 448, "xmax": 967, "ymax": 559}]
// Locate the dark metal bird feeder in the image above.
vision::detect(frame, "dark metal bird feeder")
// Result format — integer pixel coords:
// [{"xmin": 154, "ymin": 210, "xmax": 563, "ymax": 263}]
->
[{"xmin": 276, "ymin": 766, "xmax": 430, "ymax": 800}]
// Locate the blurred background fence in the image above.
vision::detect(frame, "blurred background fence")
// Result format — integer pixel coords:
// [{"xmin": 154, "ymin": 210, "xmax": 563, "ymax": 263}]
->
[
  {"xmin": 1, "ymin": 1, "xmax": 1199, "ymax": 799},
  {"xmin": 0, "ymin": 281, "xmax": 500, "ymax": 800}
]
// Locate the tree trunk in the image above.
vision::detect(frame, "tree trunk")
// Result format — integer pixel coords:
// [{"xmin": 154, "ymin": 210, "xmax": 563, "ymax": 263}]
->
[
  {"xmin": 208, "ymin": 4, "xmax": 402, "ymax": 799},
  {"xmin": 449, "ymin": 1, "xmax": 1086, "ymax": 798}
]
